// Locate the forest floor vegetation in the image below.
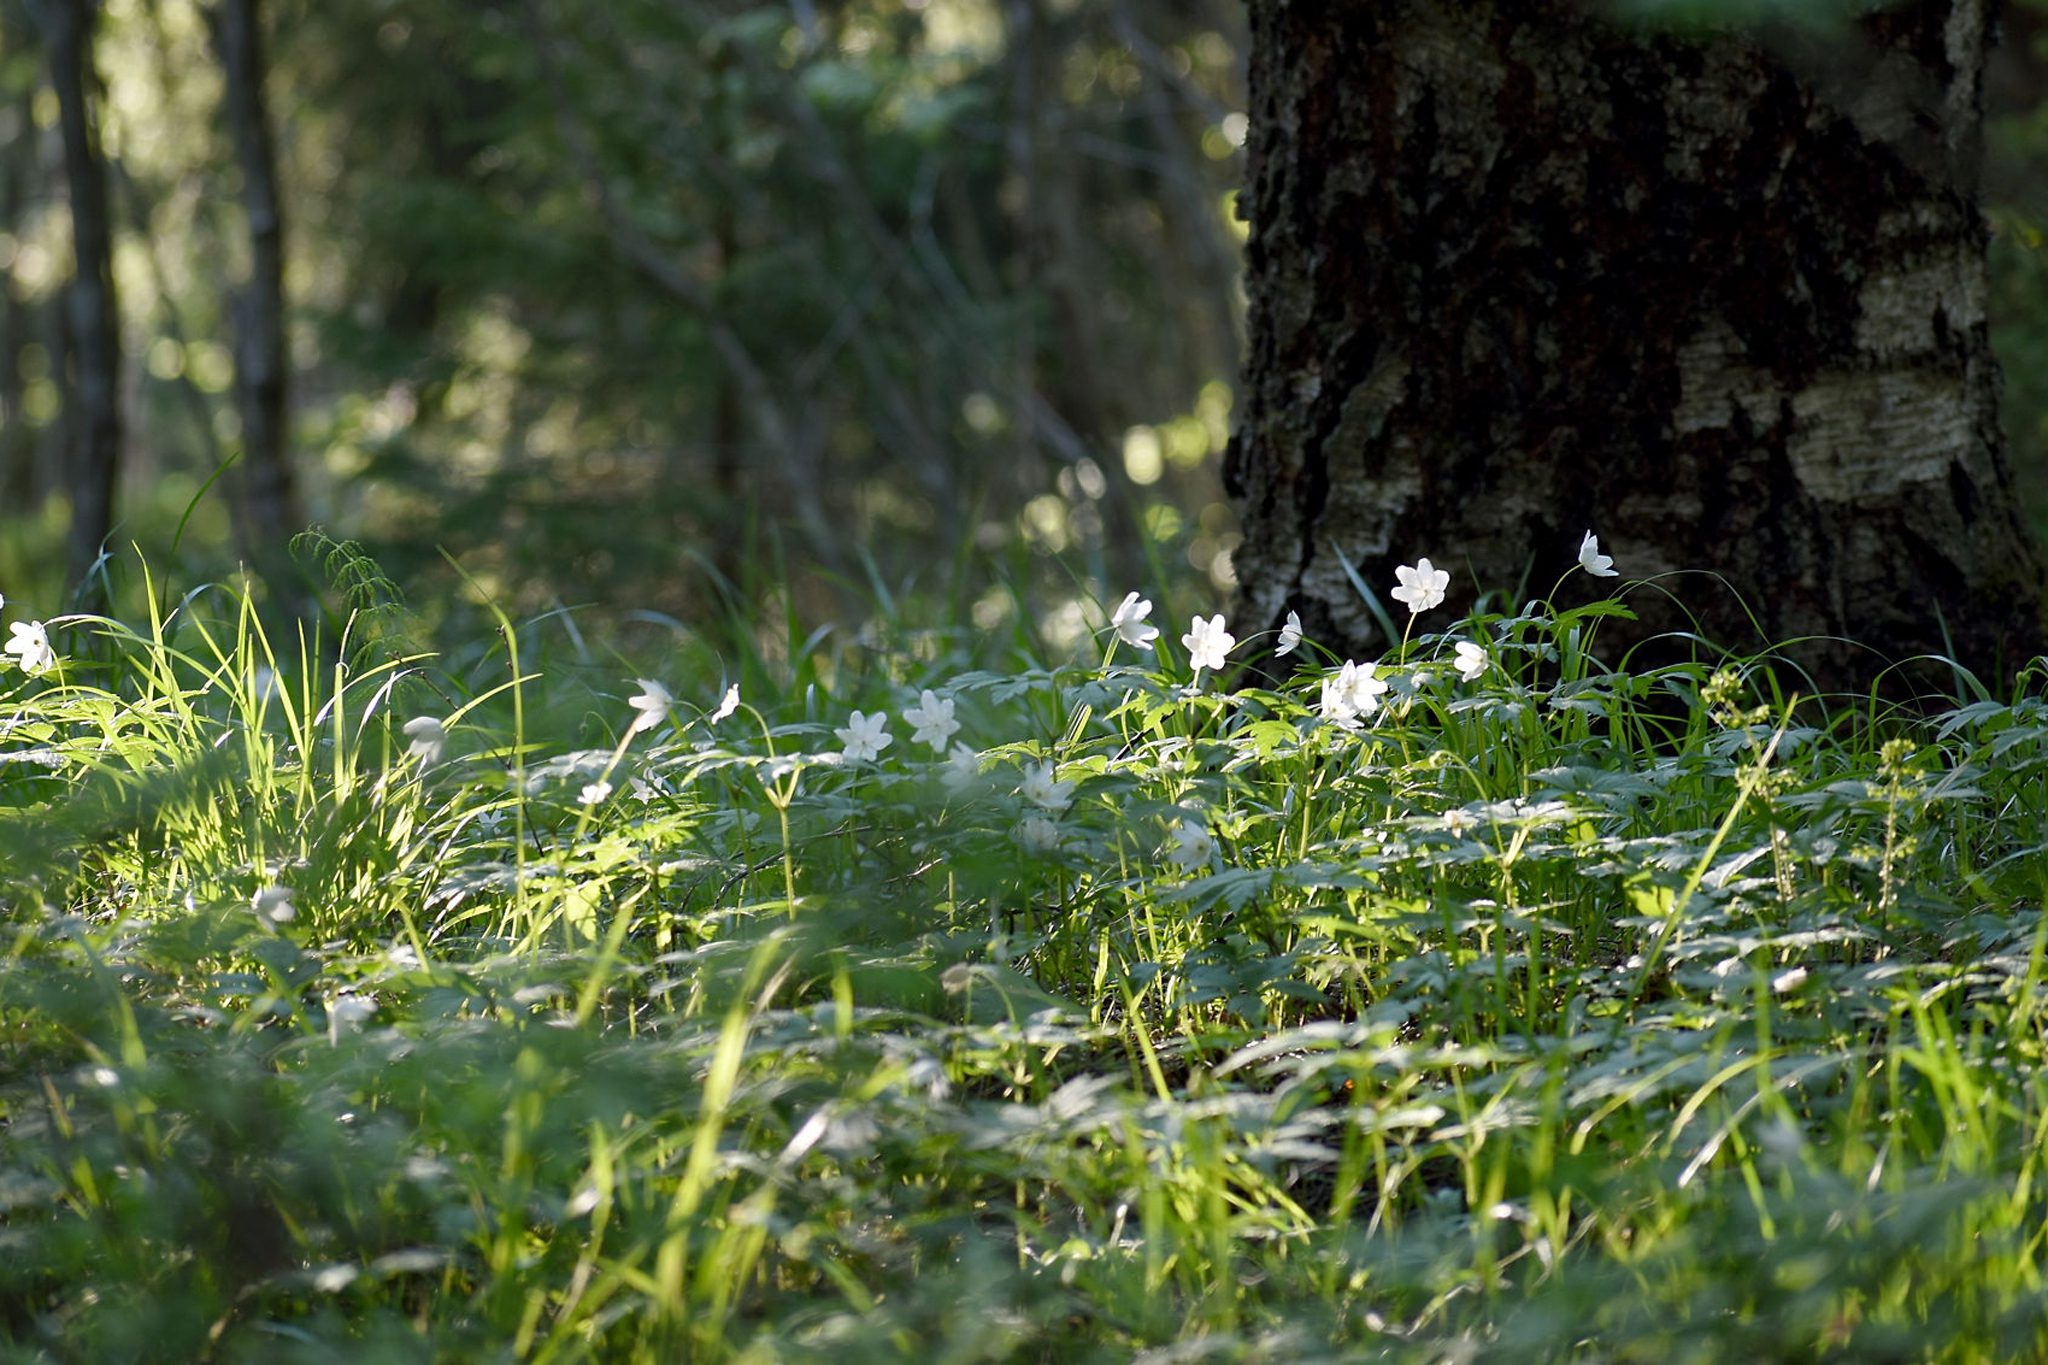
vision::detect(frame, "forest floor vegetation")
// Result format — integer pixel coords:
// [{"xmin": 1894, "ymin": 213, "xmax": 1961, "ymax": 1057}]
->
[{"xmin": 3, "ymin": 540, "xmax": 2047, "ymax": 1361}]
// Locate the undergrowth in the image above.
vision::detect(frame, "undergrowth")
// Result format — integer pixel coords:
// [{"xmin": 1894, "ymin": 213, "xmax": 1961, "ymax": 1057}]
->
[{"xmin": 3, "ymin": 545, "xmax": 2048, "ymax": 1362}]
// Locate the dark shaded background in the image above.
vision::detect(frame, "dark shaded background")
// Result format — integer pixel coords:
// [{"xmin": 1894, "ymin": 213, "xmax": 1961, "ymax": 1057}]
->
[{"xmin": 1, "ymin": 0, "xmax": 2045, "ymax": 643}]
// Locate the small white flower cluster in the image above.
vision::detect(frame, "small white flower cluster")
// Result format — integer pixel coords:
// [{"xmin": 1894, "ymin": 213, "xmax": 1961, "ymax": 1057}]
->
[
  {"xmin": 818, "ymin": 536, "xmax": 1612, "ymax": 786},
  {"xmin": 389, "ymin": 677, "xmax": 748, "ymax": 814},
  {"xmin": 618, "ymin": 678, "xmax": 739, "ymax": 748},
  {"xmin": 1388, "ymin": 530, "xmax": 1618, "ymax": 619},
  {"xmin": 535, "ymin": 529, "xmax": 1626, "ymax": 870},
  {"xmin": 1104, "ymin": 591, "xmax": 1244, "ymax": 677},
  {"xmin": 1319, "ymin": 660, "xmax": 1390, "ymax": 730},
  {"xmin": 822, "ymin": 686, "xmax": 1070, "ymax": 814},
  {"xmin": 829, "ymin": 693, "xmax": 963, "ymax": 767}
]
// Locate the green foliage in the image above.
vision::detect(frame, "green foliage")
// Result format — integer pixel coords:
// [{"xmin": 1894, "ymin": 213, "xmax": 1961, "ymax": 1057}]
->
[
  {"xmin": 260, "ymin": 0, "xmax": 1246, "ymax": 619},
  {"xmin": 6, "ymin": 552, "xmax": 2048, "ymax": 1358}
]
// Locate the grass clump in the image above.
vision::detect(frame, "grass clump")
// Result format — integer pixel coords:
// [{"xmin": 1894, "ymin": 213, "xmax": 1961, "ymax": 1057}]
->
[{"xmin": 4, "ymin": 551, "xmax": 2048, "ymax": 1362}]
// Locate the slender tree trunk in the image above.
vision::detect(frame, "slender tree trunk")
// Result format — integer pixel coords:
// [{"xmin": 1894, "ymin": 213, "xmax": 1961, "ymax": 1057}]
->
[
  {"xmin": 1225, "ymin": 0, "xmax": 2046, "ymax": 690},
  {"xmin": 708, "ymin": 38, "xmax": 744, "ymax": 586},
  {"xmin": 209, "ymin": 0, "xmax": 301, "ymax": 601},
  {"xmin": 1008, "ymin": 0, "xmax": 1114, "ymax": 453},
  {"xmin": 0, "ymin": 88, "xmax": 34, "ymax": 509},
  {"xmin": 47, "ymin": 270, "xmax": 75, "ymax": 508},
  {"xmin": 37, "ymin": 0, "xmax": 119, "ymax": 602}
]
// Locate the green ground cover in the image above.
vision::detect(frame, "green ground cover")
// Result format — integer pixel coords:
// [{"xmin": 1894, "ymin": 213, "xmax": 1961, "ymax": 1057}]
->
[{"xmin": 3, "ymin": 542, "xmax": 2048, "ymax": 1362}]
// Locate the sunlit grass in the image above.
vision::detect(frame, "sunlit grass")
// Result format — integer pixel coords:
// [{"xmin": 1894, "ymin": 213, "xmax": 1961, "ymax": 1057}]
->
[{"xmin": 4, "ymin": 547, "xmax": 2048, "ymax": 1361}]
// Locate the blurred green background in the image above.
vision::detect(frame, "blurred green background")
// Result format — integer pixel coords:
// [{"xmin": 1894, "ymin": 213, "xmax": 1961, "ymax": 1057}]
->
[{"xmin": 2, "ymin": 0, "xmax": 2047, "ymax": 637}]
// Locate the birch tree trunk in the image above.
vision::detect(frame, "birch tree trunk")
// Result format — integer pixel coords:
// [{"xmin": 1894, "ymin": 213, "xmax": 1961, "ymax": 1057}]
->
[{"xmin": 1224, "ymin": 0, "xmax": 2046, "ymax": 689}]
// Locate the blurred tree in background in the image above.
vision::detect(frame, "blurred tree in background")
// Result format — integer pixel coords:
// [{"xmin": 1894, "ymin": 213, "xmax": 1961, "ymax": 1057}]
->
[
  {"xmin": 0, "ymin": 0, "xmax": 1247, "ymax": 636},
  {"xmin": 3, "ymin": 0, "xmax": 2048, "ymax": 646},
  {"xmin": 21, "ymin": 0, "xmax": 121, "ymax": 601}
]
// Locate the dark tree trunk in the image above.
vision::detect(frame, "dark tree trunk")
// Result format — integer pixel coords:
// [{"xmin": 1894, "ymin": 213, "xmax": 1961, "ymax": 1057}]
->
[
  {"xmin": 1225, "ymin": 0, "xmax": 2047, "ymax": 690},
  {"xmin": 209, "ymin": 0, "xmax": 302, "ymax": 603},
  {"xmin": 0, "ymin": 87, "xmax": 34, "ymax": 510},
  {"xmin": 37, "ymin": 0, "xmax": 119, "ymax": 603}
]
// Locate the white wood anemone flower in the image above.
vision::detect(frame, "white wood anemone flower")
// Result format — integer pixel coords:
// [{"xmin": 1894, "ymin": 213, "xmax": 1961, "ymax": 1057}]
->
[
  {"xmin": 1181, "ymin": 613, "xmax": 1235, "ymax": 672},
  {"xmin": 6, "ymin": 620, "xmax": 55, "ymax": 674},
  {"xmin": 1578, "ymin": 531, "xmax": 1618, "ymax": 578},
  {"xmin": 1391, "ymin": 558, "xmax": 1449, "ymax": 615},
  {"xmin": 404, "ymin": 715, "xmax": 449, "ymax": 764},
  {"xmin": 1166, "ymin": 819, "xmax": 1214, "ymax": 874},
  {"xmin": 627, "ymin": 679, "xmax": 674, "ymax": 735},
  {"xmin": 1109, "ymin": 591, "xmax": 1160, "ymax": 650},
  {"xmin": 835, "ymin": 710, "xmax": 893, "ymax": 763},
  {"xmin": 1020, "ymin": 760, "xmax": 1074, "ymax": 812},
  {"xmin": 1276, "ymin": 610, "xmax": 1303, "ymax": 657},
  {"xmin": 904, "ymin": 689, "xmax": 961, "ymax": 751}
]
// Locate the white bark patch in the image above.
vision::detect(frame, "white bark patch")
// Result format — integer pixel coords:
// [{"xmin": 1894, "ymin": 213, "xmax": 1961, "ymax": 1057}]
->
[
  {"xmin": 1841, "ymin": 51, "xmax": 1927, "ymax": 149},
  {"xmin": 1786, "ymin": 369, "xmax": 1966, "ymax": 501},
  {"xmin": 1875, "ymin": 202, "xmax": 1950, "ymax": 243},
  {"xmin": 1673, "ymin": 317, "xmax": 1781, "ymax": 435},
  {"xmin": 1943, "ymin": 0, "xmax": 1988, "ymax": 155},
  {"xmin": 1289, "ymin": 353, "xmax": 1427, "ymax": 640},
  {"xmin": 1853, "ymin": 251, "xmax": 1981, "ymax": 358},
  {"xmin": 1328, "ymin": 353, "xmax": 1411, "ymax": 453}
]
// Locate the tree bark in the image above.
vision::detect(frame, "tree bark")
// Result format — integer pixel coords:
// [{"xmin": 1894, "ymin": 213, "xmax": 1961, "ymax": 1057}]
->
[
  {"xmin": 1225, "ymin": 0, "xmax": 2047, "ymax": 690},
  {"xmin": 37, "ymin": 0, "xmax": 119, "ymax": 603},
  {"xmin": 209, "ymin": 0, "xmax": 302, "ymax": 602}
]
